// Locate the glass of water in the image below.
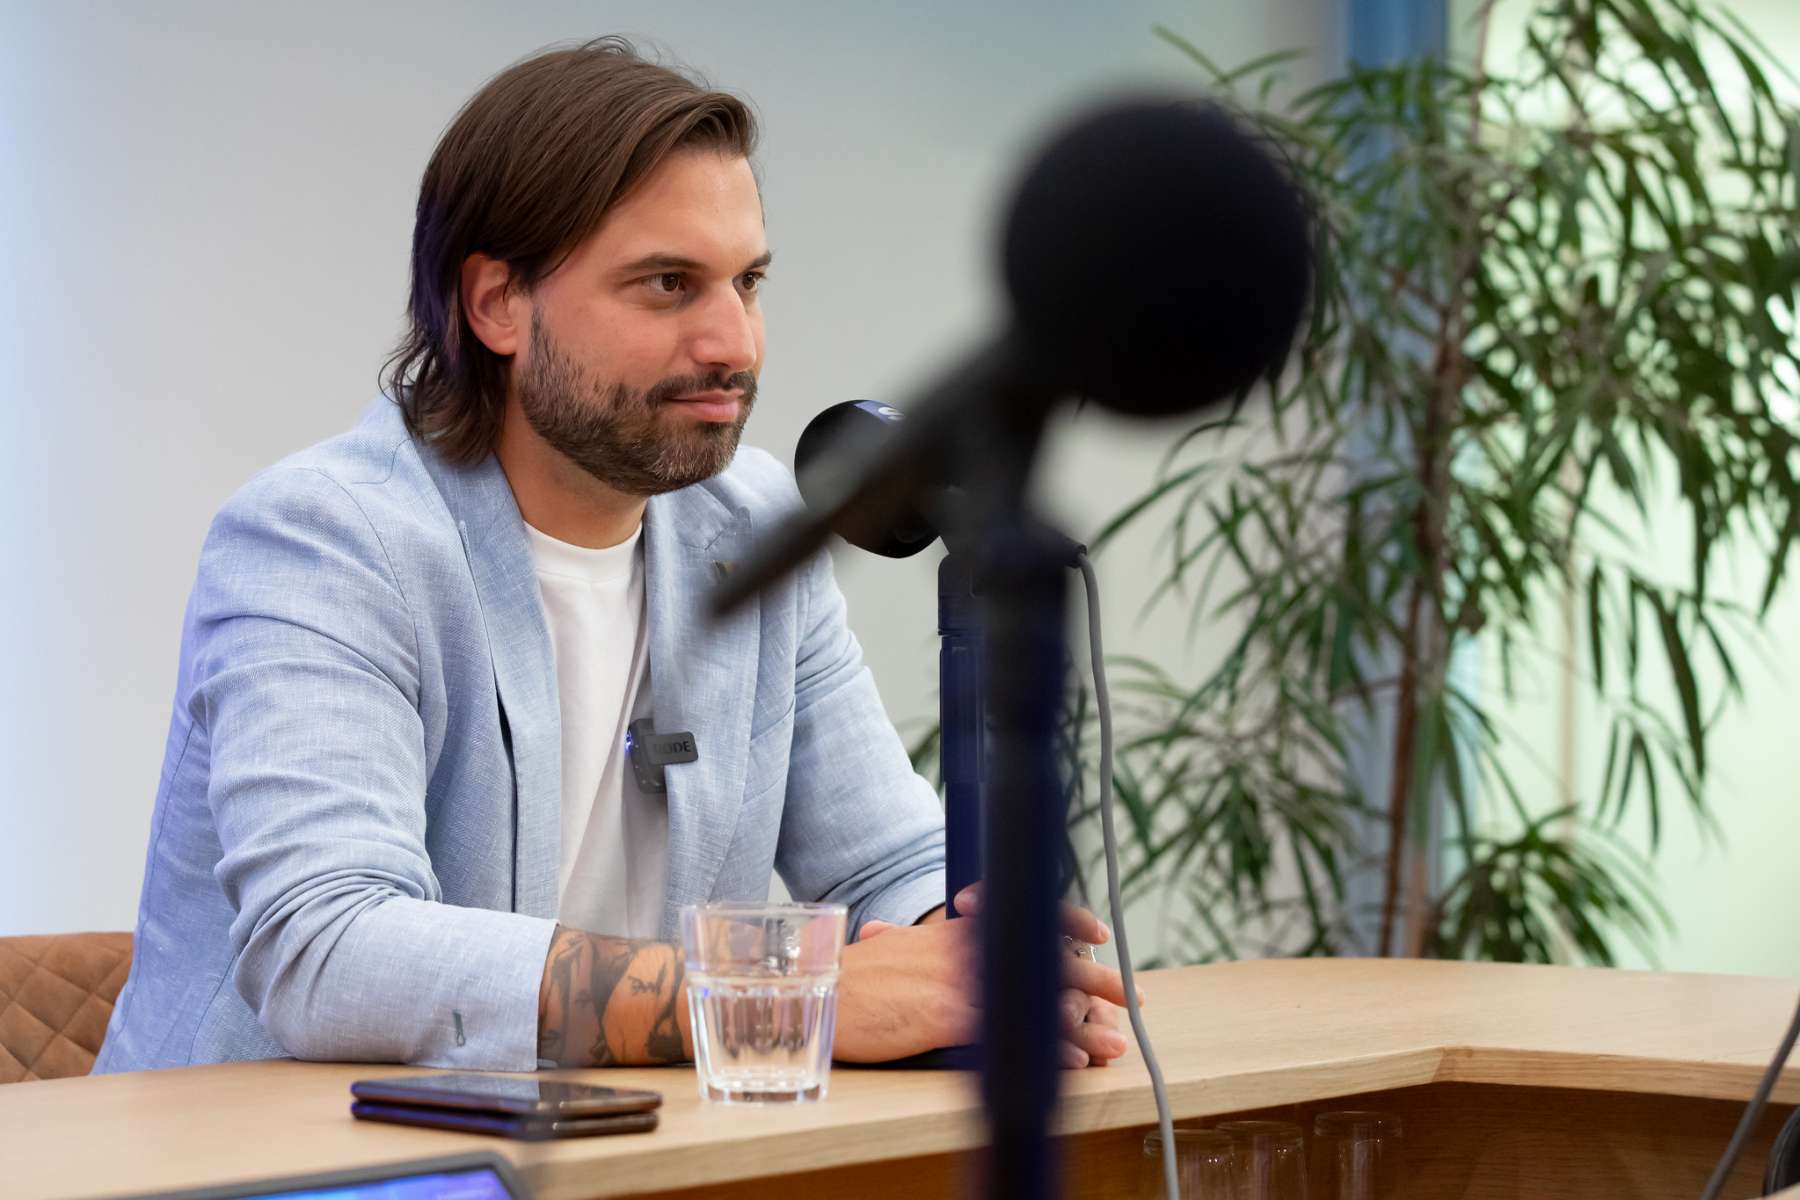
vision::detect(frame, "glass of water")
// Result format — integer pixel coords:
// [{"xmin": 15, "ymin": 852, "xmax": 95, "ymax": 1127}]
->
[
  {"xmin": 1217, "ymin": 1119, "xmax": 1311, "ymax": 1199},
  {"xmin": 1139, "ymin": 1128, "xmax": 1237, "ymax": 1198},
  {"xmin": 679, "ymin": 901, "xmax": 847, "ymax": 1104},
  {"xmin": 1312, "ymin": 1110, "xmax": 1404, "ymax": 1199}
]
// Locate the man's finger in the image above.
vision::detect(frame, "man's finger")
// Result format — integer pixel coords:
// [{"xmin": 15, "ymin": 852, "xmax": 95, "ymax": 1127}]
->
[
  {"xmin": 1084, "ymin": 997, "xmax": 1122, "ymax": 1030},
  {"xmin": 952, "ymin": 883, "xmax": 1112, "ymax": 946},
  {"xmin": 1058, "ymin": 902, "xmax": 1111, "ymax": 947},
  {"xmin": 1058, "ymin": 987, "xmax": 1091, "ymax": 1035},
  {"xmin": 1058, "ymin": 1041, "xmax": 1090, "ymax": 1070},
  {"xmin": 859, "ymin": 919, "xmax": 896, "ymax": 941},
  {"xmin": 1069, "ymin": 1019, "xmax": 1129, "ymax": 1064},
  {"xmin": 1065, "ymin": 956, "xmax": 1146, "ymax": 1008}
]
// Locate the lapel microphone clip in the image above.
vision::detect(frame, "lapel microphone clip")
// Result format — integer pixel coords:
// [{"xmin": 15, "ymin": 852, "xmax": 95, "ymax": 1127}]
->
[{"xmin": 627, "ymin": 718, "xmax": 699, "ymax": 795}]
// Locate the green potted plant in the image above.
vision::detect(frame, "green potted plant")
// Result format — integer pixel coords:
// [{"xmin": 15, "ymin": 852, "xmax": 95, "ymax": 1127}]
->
[{"xmin": 1063, "ymin": 0, "xmax": 1800, "ymax": 966}]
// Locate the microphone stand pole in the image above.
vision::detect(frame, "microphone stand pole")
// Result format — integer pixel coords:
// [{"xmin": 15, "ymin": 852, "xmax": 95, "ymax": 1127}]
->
[
  {"xmin": 954, "ymin": 392, "xmax": 1067, "ymax": 1200},
  {"xmin": 938, "ymin": 552, "xmax": 984, "ymax": 919},
  {"xmin": 976, "ymin": 523, "xmax": 1068, "ymax": 1200}
]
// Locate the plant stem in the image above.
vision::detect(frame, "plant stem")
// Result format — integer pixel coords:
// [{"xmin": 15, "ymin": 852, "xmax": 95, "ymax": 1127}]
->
[
  {"xmin": 1379, "ymin": 580, "xmax": 1425, "ymax": 957},
  {"xmin": 1384, "ymin": 1, "xmax": 1505, "ymax": 959}
]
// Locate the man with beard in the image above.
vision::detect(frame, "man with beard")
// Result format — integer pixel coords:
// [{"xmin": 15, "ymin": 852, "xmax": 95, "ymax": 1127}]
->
[{"xmin": 95, "ymin": 38, "xmax": 1135, "ymax": 1075}]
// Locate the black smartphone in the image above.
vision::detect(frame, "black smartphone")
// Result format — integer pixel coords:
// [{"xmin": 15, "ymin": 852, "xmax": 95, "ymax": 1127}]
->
[
  {"xmin": 350, "ymin": 1099, "xmax": 658, "ymax": 1141},
  {"xmin": 349, "ymin": 1073, "xmax": 662, "ymax": 1117}
]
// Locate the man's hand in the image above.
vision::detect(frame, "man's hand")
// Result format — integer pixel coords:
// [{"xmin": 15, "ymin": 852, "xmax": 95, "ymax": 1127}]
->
[
  {"xmin": 950, "ymin": 881, "xmax": 1139, "ymax": 1068},
  {"xmin": 854, "ymin": 884, "xmax": 1143, "ymax": 1068},
  {"xmin": 831, "ymin": 916, "xmax": 981, "ymax": 1062},
  {"xmin": 1058, "ymin": 992, "xmax": 1127, "ymax": 1069}
]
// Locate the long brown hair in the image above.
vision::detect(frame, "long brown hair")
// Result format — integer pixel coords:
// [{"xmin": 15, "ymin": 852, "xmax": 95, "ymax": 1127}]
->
[{"xmin": 382, "ymin": 37, "xmax": 757, "ymax": 463}]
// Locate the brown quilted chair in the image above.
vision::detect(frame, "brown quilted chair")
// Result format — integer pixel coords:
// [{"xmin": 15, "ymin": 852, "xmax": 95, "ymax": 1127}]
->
[{"xmin": 0, "ymin": 932, "xmax": 132, "ymax": 1082}]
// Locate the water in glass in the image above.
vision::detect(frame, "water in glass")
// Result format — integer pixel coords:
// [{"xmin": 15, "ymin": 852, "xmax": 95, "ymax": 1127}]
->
[{"xmin": 688, "ymin": 971, "xmax": 839, "ymax": 1103}]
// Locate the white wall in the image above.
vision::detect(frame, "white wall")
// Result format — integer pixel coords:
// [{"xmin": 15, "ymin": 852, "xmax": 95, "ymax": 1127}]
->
[{"xmin": 0, "ymin": 1, "xmax": 1345, "ymax": 935}]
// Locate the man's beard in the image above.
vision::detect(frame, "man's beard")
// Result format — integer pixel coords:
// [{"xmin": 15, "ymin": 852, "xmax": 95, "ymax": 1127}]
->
[{"xmin": 516, "ymin": 311, "xmax": 756, "ymax": 497}]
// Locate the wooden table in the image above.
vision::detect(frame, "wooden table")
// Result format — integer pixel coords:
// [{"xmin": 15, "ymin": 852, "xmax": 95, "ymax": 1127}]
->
[{"xmin": 5, "ymin": 959, "xmax": 1796, "ymax": 1199}]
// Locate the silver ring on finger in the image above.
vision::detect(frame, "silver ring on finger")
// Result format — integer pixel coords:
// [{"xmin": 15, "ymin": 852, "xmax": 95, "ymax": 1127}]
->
[{"xmin": 1062, "ymin": 935, "xmax": 1097, "ymax": 962}]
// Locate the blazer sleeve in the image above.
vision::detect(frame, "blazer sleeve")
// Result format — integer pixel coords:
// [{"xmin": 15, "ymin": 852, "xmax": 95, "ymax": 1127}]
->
[
  {"xmin": 189, "ymin": 466, "xmax": 555, "ymax": 1069},
  {"xmin": 773, "ymin": 544, "xmax": 948, "ymax": 938}
]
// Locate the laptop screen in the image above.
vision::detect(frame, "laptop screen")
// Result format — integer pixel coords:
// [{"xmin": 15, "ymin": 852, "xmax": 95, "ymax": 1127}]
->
[
  {"xmin": 239, "ymin": 1166, "xmax": 511, "ymax": 1200},
  {"xmin": 132, "ymin": 1154, "xmax": 526, "ymax": 1200}
]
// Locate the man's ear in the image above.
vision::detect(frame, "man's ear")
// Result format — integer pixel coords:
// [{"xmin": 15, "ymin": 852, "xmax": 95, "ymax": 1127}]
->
[{"xmin": 460, "ymin": 253, "xmax": 527, "ymax": 357}]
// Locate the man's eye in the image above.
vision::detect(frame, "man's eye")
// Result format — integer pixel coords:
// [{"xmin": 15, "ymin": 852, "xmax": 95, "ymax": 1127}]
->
[
  {"xmin": 739, "ymin": 271, "xmax": 766, "ymax": 293},
  {"xmin": 647, "ymin": 273, "xmax": 684, "ymax": 295}
]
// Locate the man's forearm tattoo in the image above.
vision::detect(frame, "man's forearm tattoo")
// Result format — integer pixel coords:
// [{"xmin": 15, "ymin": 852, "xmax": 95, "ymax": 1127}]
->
[{"xmin": 537, "ymin": 925, "xmax": 688, "ymax": 1066}]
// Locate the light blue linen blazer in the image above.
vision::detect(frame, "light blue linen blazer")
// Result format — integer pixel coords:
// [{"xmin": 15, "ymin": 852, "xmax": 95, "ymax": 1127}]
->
[{"xmin": 94, "ymin": 398, "xmax": 946, "ymax": 1074}]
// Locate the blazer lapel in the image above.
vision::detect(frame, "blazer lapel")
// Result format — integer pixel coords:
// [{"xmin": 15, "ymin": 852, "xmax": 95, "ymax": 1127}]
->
[
  {"xmin": 417, "ymin": 444, "xmax": 563, "ymax": 920},
  {"xmin": 645, "ymin": 486, "xmax": 760, "ymax": 940}
]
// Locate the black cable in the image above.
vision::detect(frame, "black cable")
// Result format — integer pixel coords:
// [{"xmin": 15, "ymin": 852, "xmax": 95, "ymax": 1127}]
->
[
  {"xmin": 1700, "ymin": 989, "xmax": 1800, "ymax": 1200},
  {"xmin": 1767, "ymin": 1105, "xmax": 1800, "ymax": 1193},
  {"xmin": 1078, "ymin": 552, "xmax": 1179, "ymax": 1197}
]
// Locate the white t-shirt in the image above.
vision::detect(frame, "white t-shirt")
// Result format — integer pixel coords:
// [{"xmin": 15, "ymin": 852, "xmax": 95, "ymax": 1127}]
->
[{"xmin": 523, "ymin": 520, "xmax": 668, "ymax": 939}]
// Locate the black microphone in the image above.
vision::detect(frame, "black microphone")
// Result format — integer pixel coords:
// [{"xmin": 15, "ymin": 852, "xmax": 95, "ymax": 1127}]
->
[
  {"xmin": 796, "ymin": 397, "xmax": 1091, "ymax": 566},
  {"xmin": 794, "ymin": 400, "xmax": 941, "ymax": 559},
  {"xmin": 717, "ymin": 91, "xmax": 1314, "ymax": 613}
]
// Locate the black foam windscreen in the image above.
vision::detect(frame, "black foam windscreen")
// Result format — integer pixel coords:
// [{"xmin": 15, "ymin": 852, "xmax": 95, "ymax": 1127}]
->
[{"xmin": 1000, "ymin": 94, "xmax": 1314, "ymax": 416}]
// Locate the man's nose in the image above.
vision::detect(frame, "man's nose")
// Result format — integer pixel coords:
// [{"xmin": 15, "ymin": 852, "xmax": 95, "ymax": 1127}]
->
[{"xmin": 688, "ymin": 287, "xmax": 759, "ymax": 375}]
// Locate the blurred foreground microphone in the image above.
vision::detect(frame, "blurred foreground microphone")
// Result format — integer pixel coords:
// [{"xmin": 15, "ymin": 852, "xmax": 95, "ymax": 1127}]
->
[
  {"xmin": 716, "ymin": 89, "xmax": 1313, "ymax": 606},
  {"xmin": 1002, "ymin": 93, "xmax": 1312, "ymax": 413},
  {"xmin": 731, "ymin": 91, "xmax": 1316, "ymax": 1200}
]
